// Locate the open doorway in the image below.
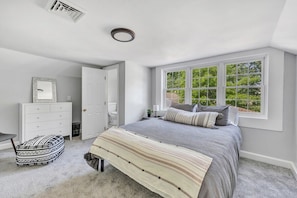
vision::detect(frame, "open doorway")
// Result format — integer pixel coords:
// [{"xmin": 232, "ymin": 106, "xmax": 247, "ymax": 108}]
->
[{"xmin": 104, "ymin": 64, "xmax": 119, "ymax": 128}]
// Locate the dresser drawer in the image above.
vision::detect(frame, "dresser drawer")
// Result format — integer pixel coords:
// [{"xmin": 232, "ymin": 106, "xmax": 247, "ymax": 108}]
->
[
  {"xmin": 25, "ymin": 120, "xmax": 69, "ymax": 131},
  {"xmin": 51, "ymin": 112, "xmax": 70, "ymax": 120},
  {"xmin": 24, "ymin": 130, "xmax": 43, "ymax": 141},
  {"xmin": 50, "ymin": 104, "xmax": 71, "ymax": 112},
  {"xmin": 52, "ymin": 126, "xmax": 71, "ymax": 136},
  {"xmin": 25, "ymin": 122, "xmax": 52, "ymax": 132},
  {"xmin": 26, "ymin": 112, "xmax": 70, "ymax": 123},
  {"xmin": 25, "ymin": 104, "xmax": 50, "ymax": 114},
  {"xmin": 24, "ymin": 129, "xmax": 60, "ymax": 141},
  {"xmin": 54, "ymin": 120, "xmax": 69, "ymax": 128}
]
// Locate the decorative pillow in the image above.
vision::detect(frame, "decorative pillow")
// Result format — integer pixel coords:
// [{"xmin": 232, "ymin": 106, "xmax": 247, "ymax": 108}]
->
[
  {"xmin": 199, "ymin": 105, "xmax": 229, "ymax": 126},
  {"xmin": 227, "ymin": 106, "xmax": 239, "ymax": 126},
  {"xmin": 164, "ymin": 108, "xmax": 219, "ymax": 128},
  {"xmin": 170, "ymin": 102, "xmax": 196, "ymax": 112}
]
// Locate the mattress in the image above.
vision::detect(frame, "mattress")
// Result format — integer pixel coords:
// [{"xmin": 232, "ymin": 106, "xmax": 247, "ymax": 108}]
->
[{"xmin": 86, "ymin": 118, "xmax": 242, "ymax": 198}]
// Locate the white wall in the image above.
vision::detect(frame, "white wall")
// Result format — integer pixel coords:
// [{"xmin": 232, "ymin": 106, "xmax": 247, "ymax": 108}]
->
[
  {"xmin": 0, "ymin": 48, "xmax": 93, "ymax": 142},
  {"xmin": 293, "ymin": 56, "xmax": 297, "ymax": 169},
  {"xmin": 116, "ymin": 62, "xmax": 125, "ymax": 126},
  {"xmin": 283, "ymin": 52, "xmax": 296, "ymax": 163},
  {"xmin": 107, "ymin": 68, "xmax": 118, "ymax": 103},
  {"xmin": 104, "ymin": 62, "xmax": 151, "ymax": 126},
  {"xmin": 240, "ymin": 51, "xmax": 295, "ymax": 161},
  {"xmin": 153, "ymin": 47, "xmax": 296, "ymax": 162},
  {"xmin": 56, "ymin": 76, "xmax": 81, "ymax": 122},
  {"xmin": 124, "ymin": 61, "xmax": 151, "ymax": 125}
]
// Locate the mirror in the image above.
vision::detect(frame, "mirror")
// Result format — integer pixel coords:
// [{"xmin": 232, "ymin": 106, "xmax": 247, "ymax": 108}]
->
[{"xmin": 32, "ymin": 77, "xmax": 57, "ymax": 103}]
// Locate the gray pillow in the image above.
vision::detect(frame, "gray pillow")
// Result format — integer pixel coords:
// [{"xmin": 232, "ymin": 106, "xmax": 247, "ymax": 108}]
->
[
  {"xmin": 199, "ymin": 105, "xmax": 229, "ymax": 126},
  {"xmin": 170, "ymin": 103, "xmax": 196, "ymax": 112}
]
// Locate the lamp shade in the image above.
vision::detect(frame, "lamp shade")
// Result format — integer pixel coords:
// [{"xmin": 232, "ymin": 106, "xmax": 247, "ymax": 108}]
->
[{"xmin": 153, "ymin": 105, "xmax": 160, "ymax": 111}]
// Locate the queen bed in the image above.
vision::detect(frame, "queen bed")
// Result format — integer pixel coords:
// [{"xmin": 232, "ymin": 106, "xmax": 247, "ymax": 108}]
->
[{"xmin": 85, "ymin": 107, "xmax": 242, "ymax": 198}]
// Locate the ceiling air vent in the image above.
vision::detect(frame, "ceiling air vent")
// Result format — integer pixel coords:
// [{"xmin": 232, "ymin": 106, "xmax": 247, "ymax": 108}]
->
[{"xmin": 46, "ymin": 0, "xmax": 85, "ymax": 22}]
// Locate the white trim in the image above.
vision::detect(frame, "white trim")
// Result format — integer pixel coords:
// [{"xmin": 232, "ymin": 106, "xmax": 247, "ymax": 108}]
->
[
  {"xmin": 161, "ymin": 55, "xmax": 267, "ymax": 116},
  {"xmin": 155, "ymin": 47, "xmax": 284, "ymax": 131},
  {"xmin": 223, "ymin": 56, "xmax": 267, "ymax": 118},
  {"xmin": 240, "ymin": 150, "xmax": 297, "ymax": 180},
  {"xmin": 0, "ymin": 141, "xmax": 19, "ymax": 151}
]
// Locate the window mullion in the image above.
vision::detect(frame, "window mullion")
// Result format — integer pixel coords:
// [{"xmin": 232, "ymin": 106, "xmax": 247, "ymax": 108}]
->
[
  {"xmin": 185, "ymin": 68, "xmax": 191, "ymax": 104},
  {"xmin": 217, "ymin": 62, "xmax": 225, "ymax": 106}
]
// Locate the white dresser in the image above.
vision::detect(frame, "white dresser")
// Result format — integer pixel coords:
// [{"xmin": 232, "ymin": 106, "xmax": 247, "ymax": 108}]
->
[{"xmin": 19, "ymin": 102, "xmax": 72, "ymax": 143}]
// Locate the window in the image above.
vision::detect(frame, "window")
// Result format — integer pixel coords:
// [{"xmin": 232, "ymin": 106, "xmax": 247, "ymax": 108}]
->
[
  {"xmin": 191, "ymin": 66, "xmax": 217, "ymax": 106},
  {"xmin": 162, "ymin": 56, "xmax": 266, "ymax": 117},
  {"xmin": 165, "ymin": 70, "xmax": 186, "ymax": 107},
  {"xmin": 225, "ymin": 60, "xmax": 263, "ymax": 113}
]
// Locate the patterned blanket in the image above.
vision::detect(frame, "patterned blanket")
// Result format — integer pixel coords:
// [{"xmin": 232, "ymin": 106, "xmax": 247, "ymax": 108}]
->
[{"xmin": 89, "ymin": 127, "xmax": 212, "ymax": 198}]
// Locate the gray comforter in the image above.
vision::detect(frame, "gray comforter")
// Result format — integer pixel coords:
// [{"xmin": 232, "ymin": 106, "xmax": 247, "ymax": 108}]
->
[{"xmin": 121, "ymin": 118, "xmax": 242, "ymax": 198}]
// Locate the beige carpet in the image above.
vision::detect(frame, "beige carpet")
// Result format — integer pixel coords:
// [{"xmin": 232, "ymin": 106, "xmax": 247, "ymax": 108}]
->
[{"xmin": 0, "ymin": 137, "xmax": 296, "ymax": 198}]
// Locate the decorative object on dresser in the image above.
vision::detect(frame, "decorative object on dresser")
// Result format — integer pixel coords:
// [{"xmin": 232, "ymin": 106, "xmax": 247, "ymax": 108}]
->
[
  {"xmin": 19, "ymin": 102, "xmax": 72, "ymax": 143},
  {"xmin": 32, "ymin": 77, "xmax": 57, "ymax": 103}
]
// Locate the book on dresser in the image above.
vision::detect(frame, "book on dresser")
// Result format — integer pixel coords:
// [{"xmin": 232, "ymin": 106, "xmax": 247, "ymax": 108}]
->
[{"xmin": 19, "ymin": 102, "xmax": 72, "ymax": 143}]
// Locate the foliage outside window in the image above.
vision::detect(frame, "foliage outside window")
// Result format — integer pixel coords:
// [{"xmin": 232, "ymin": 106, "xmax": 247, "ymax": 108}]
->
[
  {"xmin": 165, "ymin": 70, "xmax": 186, "ymax": 107},
  {"xmin": 163, "ymin": 57, "xmax": 265, "ymax": 117},
  {"xmin": 192, "ymin": 66, "xmax": 217, "ymax": 106},
  {"xmin": 225, "ymin": 60, "xmax": 262, "ymax": 113}
]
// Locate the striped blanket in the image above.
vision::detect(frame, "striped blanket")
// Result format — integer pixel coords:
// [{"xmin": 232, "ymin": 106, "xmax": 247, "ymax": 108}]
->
[{"xmin": 89, "ymin": 127, "xmax": 212, "ymax": 198}]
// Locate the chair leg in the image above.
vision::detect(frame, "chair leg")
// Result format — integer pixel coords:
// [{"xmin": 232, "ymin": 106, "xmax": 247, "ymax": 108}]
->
[{"xmin": 10, "ymin": 138, "xmax": 17, "ymax": 154}]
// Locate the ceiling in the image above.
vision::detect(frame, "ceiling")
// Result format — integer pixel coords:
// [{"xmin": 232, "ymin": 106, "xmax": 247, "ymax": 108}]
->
[{"xmin": 0, "ymin": 0, "xmax": 296, "ymax": 67}]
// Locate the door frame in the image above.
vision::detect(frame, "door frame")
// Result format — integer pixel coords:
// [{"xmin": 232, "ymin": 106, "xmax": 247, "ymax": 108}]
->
[{"xmin": 103, "ymin": 64, "xmax": 120, "ymax": 127}]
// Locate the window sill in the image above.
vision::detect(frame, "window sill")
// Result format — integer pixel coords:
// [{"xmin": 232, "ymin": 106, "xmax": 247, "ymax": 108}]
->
[{"xmin": 239, "ymin": 114, "xmax": 268, "ymax": 120}]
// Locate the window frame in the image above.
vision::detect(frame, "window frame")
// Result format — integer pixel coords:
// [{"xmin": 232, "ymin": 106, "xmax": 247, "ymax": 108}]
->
[
  {"xmin": 162, "ymin": 55, "xmax": 268, "ymax": 119},
  {"xmin": 190, "ymin": 65, "xmax": 219, "ymax": 106},
  {"xmin": 163, "ymin": 68, "xmax": 188, "ymax": 108},
  {"xmin": 222, "ymin": 56, "xmax": 267, "ymax": 118}
]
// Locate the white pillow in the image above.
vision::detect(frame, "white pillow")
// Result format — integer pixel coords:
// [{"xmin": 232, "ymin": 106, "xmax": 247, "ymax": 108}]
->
[
  {"xmin": 164, "ymin": 108, "xmax": 219, "ymax": 128},
  {"xmin": 227, "ymin": 106, "xmax": 239, "ymax": 126}
]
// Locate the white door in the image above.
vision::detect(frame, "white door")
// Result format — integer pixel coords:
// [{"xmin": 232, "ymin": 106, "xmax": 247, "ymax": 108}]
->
[{"xmin": 82, "ymin": 67, "xmax": 107, "ymax": 140}]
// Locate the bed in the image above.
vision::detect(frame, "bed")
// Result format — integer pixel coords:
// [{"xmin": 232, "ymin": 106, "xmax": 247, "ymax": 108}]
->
[{"xmin": 85, "ymin": 107, "xmax": 242, "ymax": 198}]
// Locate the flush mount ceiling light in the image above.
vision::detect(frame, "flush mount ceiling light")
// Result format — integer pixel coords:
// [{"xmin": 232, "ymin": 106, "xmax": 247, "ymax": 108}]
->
[{"xmin": 111, "ymin": 28, "xmax": 135, "ymax": 42}]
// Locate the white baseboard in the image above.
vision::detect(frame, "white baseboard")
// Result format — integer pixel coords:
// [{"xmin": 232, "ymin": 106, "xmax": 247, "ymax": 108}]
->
[
  {"xmin": 0, "ymin": 141, "xmax": 19, "ymax": 151},
  {"xmin": 240, "ymin": 150, "xmax": 297, "ymax": 180}
]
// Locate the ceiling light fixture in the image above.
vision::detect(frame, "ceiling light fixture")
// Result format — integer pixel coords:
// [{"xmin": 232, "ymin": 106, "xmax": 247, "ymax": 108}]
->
[{"xmin": 111, "ymin": 28, "xmax": 135, "ymax": 42}]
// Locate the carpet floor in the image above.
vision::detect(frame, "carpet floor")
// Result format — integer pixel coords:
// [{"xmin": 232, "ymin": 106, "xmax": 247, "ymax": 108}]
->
[{"xmin": 0, "ymin": 138, "xmax": 297, "ymax": 198}]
